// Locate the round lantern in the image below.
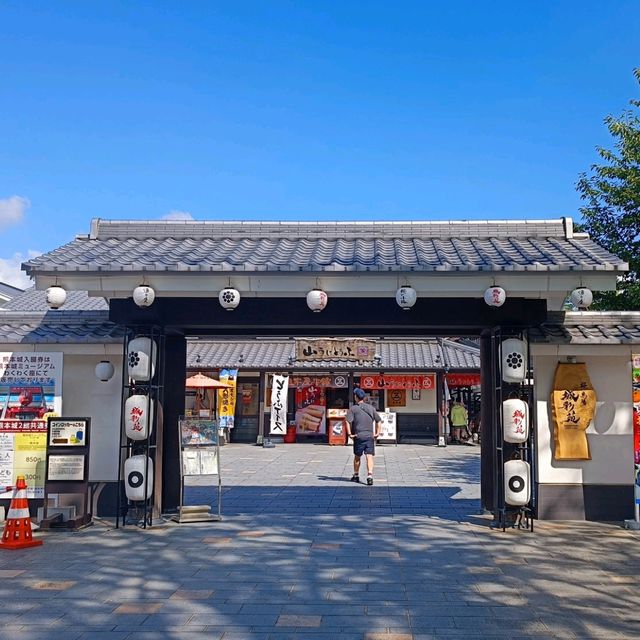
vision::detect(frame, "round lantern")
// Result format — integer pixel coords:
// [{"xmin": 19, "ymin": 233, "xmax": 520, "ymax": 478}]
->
[
  {"xmin": 127, "ymin": 336, "xmax": 157, "ymax": 382},
  {"xmin": 95, "ymin": 360, "xmax": 115, "ymax": 382},
  {"xmin": 504, "ymin": 459, "xmax": 531, "ymax": 506},
  {"xmin": 133, "ymin": 285, "xmax": 155, "ymax": 308},
  {"xmin": 395, "ymin": 286, "xmax": 417, "ymax": 311},
  {"xmin": 502, "ymin": 398, "xmax": 529, "ymax": 443},
  {"xmin": 219, "ymin": 287, "xmax": 240, "ymax": 311},
  {"xmin": 45, "ymin": 285, "xmax": 67, "ymax": 309},
  {"xmin": 125, "ymin": 394, "xmax": 154, "ymax": 440},
  {"xmin": 124, "ymin": 455, "xmax": 154, "ymax": 501},
  {"xmin": 484, "ymin": 286, "xmax": 506, "ymax": 308},
  {"xmin": 570, "ymin": 287, "xmax": 593, "ymax": 310},
  {"xmin": 501, "ymin": 338, "xmax": 527, "ymax": 383},
  {"xmin": 306, "ymin": 289, "xmax": 328, "ymax": 312}
]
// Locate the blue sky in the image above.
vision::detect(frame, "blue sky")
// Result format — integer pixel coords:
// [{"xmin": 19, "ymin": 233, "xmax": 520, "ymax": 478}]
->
[{"xmin": 0, "ymin": 1, "xmax": 639, "ymax": 286}]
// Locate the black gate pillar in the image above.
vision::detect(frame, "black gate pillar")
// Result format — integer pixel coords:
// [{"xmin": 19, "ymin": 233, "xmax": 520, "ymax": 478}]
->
[
  {"xmin": 480, "ymin": 329, "xmax": 497, "ymax": 513},
  {"xmin": 161, "ymin": 334, "xmax": 186, "ymax": 512}
]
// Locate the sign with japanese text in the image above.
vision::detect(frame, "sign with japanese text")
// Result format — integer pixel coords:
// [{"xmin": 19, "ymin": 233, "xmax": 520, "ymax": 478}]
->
[
  {"xmin": 47, "ymin": 454, "xmax": 85, "ymax": 481},
  {"xmin": 360, "ymin": 374, "xmax": 436, "ymax": 390},
  {"xmin": 289, "ymin": 375, "xmax": 348, "ymax": 389},
  {"xmin": 446, "ymin": 373, "xmax": 481, "ymax": 387},
  {"xmin": 269, "ymin": 374, "xmax": 289, "ymax": 435},
  {"xmin": 48, "ymin": 418, "xmax": 88, "ymax": 447},
  {"xmin": 295, "ymin": 385, "xmax": 326, "ymax": 435},
  {"xmin": 0, "ymin": 352, "xmax": 62, "ymax": 498},
  {"xmin": 295, "ymin": 338, "xmax": 376, "ymax": 362},
  {"xmin": 217, "ymin": 369, "xmax": 238, "ymax": 429},
  {"xmin": 632, "ymin": 354, "xmax": 640, "ymax": 505}
]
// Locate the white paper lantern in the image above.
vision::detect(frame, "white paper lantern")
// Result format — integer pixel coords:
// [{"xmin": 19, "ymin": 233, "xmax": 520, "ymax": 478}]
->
[
  {"xmin": 501, "ymin": 338, "xmax": 527, "ymax": 383},
  {"xmin": 395, "ymin": 286, "xmax": 417, "ymax": 310},
  {"xmin": 95, "ymin": 360, "xmax": 115, "ymax": 382},
  {"xmin": 124, "ymin": 454, "xmax": 154, "ymax": 501},
  {"xmin": 127, "ymin": 337, "xmax": 157, "ymax": 382},
  {"xmin": 504, "ymin": 459, "xmax": 531, "ymax": 506},
  {"xmin": 45, "ymin": 285, "xmax": 67, "ymax": 309},
  {"xmin": 133, "ymin": 285, "xmax": 155, "ymax": 307},
  {"xmin": 306, "ymin": 289, "xmax": 328, "ymax": 312},
  {"xmin": 219, "ymin": 287, "xmax": 241, "ymax": 311},
  {"xmin": 502, "ymin": 398, "xmax": 529, "ymax": 443},
  {"xmin": 570, "ymin": 287, "xmax": 593, "ymax": 309},
  {"xmin": 484, "ymin": 286, "xmax": 506, "ymax": 307},
  {"xmin": 125, "ymin": 394, "xmax": 154, "ymax": 440}
]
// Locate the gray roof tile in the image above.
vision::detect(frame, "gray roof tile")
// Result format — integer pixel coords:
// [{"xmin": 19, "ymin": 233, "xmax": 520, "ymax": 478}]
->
[
  {"xmin": 5, "ymin": 287, "xmax": 109, "ymax": 311},
  {"xmin": 22, "ymin": 218, "xmax": 627, "ymax": 275},
  {"xmin": 531, "ymin": 311, "xmax": 640, "ymax": 344}
]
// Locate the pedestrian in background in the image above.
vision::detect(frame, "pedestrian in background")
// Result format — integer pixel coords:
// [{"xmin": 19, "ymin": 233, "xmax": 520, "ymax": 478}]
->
[
  {"xmin": 346, "ymin": 388, "xmax": 381, "ymax": 485},
  {"xmin": 450, "ymin": 399, "xmax": 468, "ymax": 444}
]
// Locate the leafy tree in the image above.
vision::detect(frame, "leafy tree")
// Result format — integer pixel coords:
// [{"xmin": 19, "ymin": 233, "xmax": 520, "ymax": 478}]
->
[{"xmin": 577, "ymin": 68, "xmax": 640, "ymax": 310}]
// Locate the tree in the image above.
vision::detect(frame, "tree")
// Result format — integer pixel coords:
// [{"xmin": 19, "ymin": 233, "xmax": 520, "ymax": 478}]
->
[{"xmin": 577, "ymin": 68, "xmax": 640, "ymax": 310}]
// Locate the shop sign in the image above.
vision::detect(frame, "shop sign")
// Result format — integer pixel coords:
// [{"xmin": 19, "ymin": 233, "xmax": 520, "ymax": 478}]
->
[
  {"xmin": 632, "ymin": 354, "xmax": 640, "ymax": 505},
  {"xmin": 217, "ymin": 369, "xmax": 238, "ymax": 429},
  {"xmin": 289, "ymin": 375, "xmax": 348, "ymax": 388},
  {"xmin": 360, "ymin": 374, "xmax": 436, "ymax": 390},
  {"xmin": 269, "ymin": 374, "xmax": 289, "ymax": 435},
  {"xmin": 446, "ymin": 373, "xmax": 481, "ymax": 387},
  {"xmin": 295, "ymin": 338, "xmax": 376, "ymax": 362}
]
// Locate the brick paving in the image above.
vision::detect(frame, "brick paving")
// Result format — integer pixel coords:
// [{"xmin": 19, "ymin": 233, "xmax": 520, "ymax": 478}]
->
[{"xmin": 0, "ymin": 442, "xmax": 639, "ymax": 639}]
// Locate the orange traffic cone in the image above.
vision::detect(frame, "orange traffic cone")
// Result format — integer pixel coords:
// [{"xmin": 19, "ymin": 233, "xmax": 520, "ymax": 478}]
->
[{"xmin": 0, "ymin": 476, "xmax": 43, "ymax": 550}]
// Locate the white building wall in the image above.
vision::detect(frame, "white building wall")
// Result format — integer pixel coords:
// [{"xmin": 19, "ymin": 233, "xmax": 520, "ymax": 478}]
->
[{"xmin": 533, "ymin": 346, "xmax": 634, "ymax": 486}]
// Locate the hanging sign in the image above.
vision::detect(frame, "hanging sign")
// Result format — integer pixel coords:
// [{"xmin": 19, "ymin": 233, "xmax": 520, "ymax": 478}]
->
[
  {"xmin": 446, "ymin": 373, "xmax": 481, "ymax": 387},
  {"xmin": 295, "ymin": 338, "xmax": 376, "ymax": 362},
  {"xmin": 360, "ymin": 374, "xmax": 436, "ymax": 390},
  {"xmin": 217, "ymin": 369, "xmax": 238, "ymax": 429},
  {"xmin": 551, "ymin": 363, "xmax": 597, "ymax": 460},
  {"xmin": 295, "ymin": 386, "xmax": 326, "ymax": 435},
  {"xmin": 269, "ymin": 374, "xmax": 289, "ymax": 435},
  {"xmin": 632, "ymin": 354, "xmax": 640, "ymax": 506},
  {"xmin": 289, "ymin": 375, "xmax": 348, "ymax": 389}
]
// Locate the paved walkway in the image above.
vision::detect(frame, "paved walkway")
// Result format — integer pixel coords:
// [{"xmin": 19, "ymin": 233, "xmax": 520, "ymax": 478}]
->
[{"xmin": 0, "ymin": 442, "xmax": 639, "ymax": 639}]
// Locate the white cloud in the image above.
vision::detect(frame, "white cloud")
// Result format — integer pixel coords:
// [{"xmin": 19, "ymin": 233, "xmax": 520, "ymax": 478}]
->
[
  {"xmin": 0, "ymin": 250, "xmax": 41, "ymax": 289},
  {"xmin": 0, "ymin": 196, "xmax": 30, "ymax": 229},
  {"xmin": 161, "ymin": 210, "xmax": 194, "ymax": 221}
]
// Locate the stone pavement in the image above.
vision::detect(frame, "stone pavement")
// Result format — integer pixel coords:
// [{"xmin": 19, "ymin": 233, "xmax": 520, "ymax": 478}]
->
[{"xmin": 0, "ymin": 442, "xmax": 639, "ymax": 640}]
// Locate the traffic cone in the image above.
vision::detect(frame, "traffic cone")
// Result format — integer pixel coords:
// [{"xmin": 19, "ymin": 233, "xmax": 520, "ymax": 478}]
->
[{"xmin": 0, "ymin": 476, "xmax": 43, "ymax": 550}]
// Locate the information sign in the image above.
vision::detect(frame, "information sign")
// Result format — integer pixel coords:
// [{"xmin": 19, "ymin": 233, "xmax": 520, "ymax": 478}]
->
[
  {"xmin": 48, "ymin": 418, "xmax": 88, "ymax": 447},
  {"xmin": 47, "ymin": 454, "xmax": 86, "ymax": 481}
]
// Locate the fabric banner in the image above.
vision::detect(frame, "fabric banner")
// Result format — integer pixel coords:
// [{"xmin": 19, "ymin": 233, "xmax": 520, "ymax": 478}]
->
[
  {"xmin": 269, "ymin": 374, "xmax": 289, "ymax": 435},
  {"xmin": 217, "ymin": 369, "xmax": 238, "ymax": 429},
  {"xmin": 632, "ymin": 354, "xmax": 640, "ymax": 505},
  {"xmin": 360, "ymin": 374, "xmax": 436, "ymax": 390},
  {"xmin": 551, "ymin": 362, "xmax": 597, "ymax": 461},
  {"xmin": 446, "ymin": 373, "xmax": 481, "ymax": 387}
]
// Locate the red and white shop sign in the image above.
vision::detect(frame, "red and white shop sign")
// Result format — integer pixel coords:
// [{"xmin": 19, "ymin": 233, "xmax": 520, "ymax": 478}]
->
[
  {"xmin": 360, "ymin": 374, "xmax": 435, "ymax": 390},
  {"xmin": 446, "ymin": 373, "xmax": 481, "ymax": 387}
]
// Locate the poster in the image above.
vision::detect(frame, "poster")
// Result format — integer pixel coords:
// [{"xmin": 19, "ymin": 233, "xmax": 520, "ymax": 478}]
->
[
  {"xmin": 632, "ymin": 354, "xmax": 640, "ymax": 505},
  {"xmin": 0, "ymin": 352, "xmax": 62, "ymax": 498},
  {"xmin": 217, "ymin": 369, "xmax": 238, "ymax": 429},
  {"xmin": 378, "ymin": 411, "xmax": 397, "ymax": 442},
  {"xmin": 269, "ymin": 374, "xmax": 289, "ymax": 435},
  {"xmin": 295, "ymin": 385, "xmax": 326, "ymax": 435},
  {"xmin": 180, "ymin": 419, "xmax": 218, "ymax": 446}
]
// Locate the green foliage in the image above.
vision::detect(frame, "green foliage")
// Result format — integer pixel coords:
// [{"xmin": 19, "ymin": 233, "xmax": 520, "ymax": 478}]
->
[{"xmin": 577, "ymin": 68, "xmax": 640, "ymax": 310}]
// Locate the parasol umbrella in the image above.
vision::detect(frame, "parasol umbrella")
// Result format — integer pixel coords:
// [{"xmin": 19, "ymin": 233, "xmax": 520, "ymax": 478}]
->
[{"xmin": 185, "ymin": 373, "xmax": 233, "ymax": 416}]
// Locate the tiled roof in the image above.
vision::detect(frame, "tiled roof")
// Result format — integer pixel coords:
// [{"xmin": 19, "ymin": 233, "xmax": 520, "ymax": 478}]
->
[
  {"xmin": 187, "ymin": 338, "xmax": 480, "ymax": 371},
  {"xmin": 5, "ymin": 287, "xmax": 109, "ymax": 311},
  {"xmin": 22, "ymin": 218, "xmax": 627, "ymax": 275},
  {"xmin": 531, "ymin": 311, "xmax": 640, "ymax": 344},
  {"xmin": 0, "ymin": 282, "xmax": 23, "ymax": 297}
]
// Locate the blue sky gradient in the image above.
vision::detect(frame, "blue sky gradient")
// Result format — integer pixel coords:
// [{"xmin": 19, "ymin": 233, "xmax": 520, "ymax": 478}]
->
[{"xmin": 0, "ymin": 1, "xmax": 639, "ymax": 286}]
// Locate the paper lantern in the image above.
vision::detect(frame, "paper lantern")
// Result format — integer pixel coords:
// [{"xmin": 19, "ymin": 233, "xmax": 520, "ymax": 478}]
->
[
  {"xmin": 503, "ymin": 398, "xmax": 529, "ymax": 443},
  {"xmin": 133, "ymin": 285, "xmax": 155, "ymax": 307},
  {"xmin": 395, "ymin": 286, "xmax": 417, "ymax": 310},
  {"xmin": 504, "ymin": 459, "xmax": 531, "ymax": 506},
  {"xmin": 570, "ymin": 287, "xmax": 593, "ymax": 309},
  {"xmin": 95, "ymin": 360, "xmax": 115, "ymax": 382},
  {"xmin": 501, "ymin": 338, "xmax": 527, "ymax": 383},
  {"xmin": 306, "ymin": 289, "xmax": 328, "ymax": 312},
  {"xmin": 124, "ymin": 455, "xmax": 154, "ymax": 501},
  {"xmin": 127, "ymin": 337, "xmax": 157, "ymax": 382},
  {"xmin": 45, "ymin": 285, "xmax": 67, "ymax": 309},
  {"xmin": 219, "ymin": 287, "xmax": 240, "ymax": 311},
  {"xmin": 125, "ymin": 394, "xmax": 154, "ymax": 440},
  {"xmin": 484, "ymin": 286, "xmax": 506, "ymax": 307}
]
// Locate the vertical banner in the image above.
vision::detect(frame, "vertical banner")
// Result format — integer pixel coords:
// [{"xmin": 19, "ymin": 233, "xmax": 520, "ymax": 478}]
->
[
  {"xmin": 269, "ymin": 375, "xmax": 289, "ymax": 435},
  {"xmin": 218, "ymin": 369, "xmax": 238, "ymax": 429},
  {"xmin": 632, "ymin": 354, "xmax": 640, "ymax": 507},
  {"xmin": 0, "ymin": 352, "xmax": 63, "ymax": 498}
]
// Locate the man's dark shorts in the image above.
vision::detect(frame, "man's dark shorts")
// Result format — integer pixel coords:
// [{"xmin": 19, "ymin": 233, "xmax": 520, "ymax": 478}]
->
[{"xmin": 353, "ymin": 435, "xmax": 375, "ymax": 457}]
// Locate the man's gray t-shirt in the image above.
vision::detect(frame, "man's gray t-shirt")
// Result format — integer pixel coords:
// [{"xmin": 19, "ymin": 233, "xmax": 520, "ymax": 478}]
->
[{"xmin": 346, "ymin": 402, "xmax": 381, "ymax": 438}]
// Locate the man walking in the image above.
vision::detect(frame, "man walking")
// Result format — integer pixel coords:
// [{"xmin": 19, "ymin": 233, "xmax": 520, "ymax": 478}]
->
[{"xmin": 346, "ymin": 388, "xmax": 382, "ymax": 485}]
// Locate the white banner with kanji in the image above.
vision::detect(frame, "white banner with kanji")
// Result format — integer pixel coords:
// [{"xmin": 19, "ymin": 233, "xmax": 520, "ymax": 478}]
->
[{"xmin": 270, "ymin": 374, "xmax": 289, "ymax": 435}]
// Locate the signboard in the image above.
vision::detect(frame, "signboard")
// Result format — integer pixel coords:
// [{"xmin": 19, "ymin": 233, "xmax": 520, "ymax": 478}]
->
[
  {"xmin": 633, "ymin": 354, "xmax": 640, "ymax": 505},
  {"xmin": 182, "ymin": 448, "xmax": 218, "ymax": 476},
  {"xmin": 47, "ymin": 454, "xmax": 85, "ymax": 481},
  {"xmin": 446, "ymin": 373, "xmax": 481, "ymax": 387},
  {"xmin": 180, "ymin": 419, "xmax": 218, "ymax": 446},
  {"xmin": 218, "ymin": 369, "xmax": 238, "ymax": 429},
  {"xmin": 269, "ymin": 374, "xmax": 289, "ymax": 435},
  {"xmin": 295, "ymin": 338, "xmax": 376, "ymax": 362},
  {"xmin": 0, "ymin": 352, "xmax": 62, "ymax": 498},
  {"xmin": 378, "ymin": 411, "xmax": 397, "ymax": 442},
  {"xmin": 360, "ymin": 374, "xmax": 436, "ymax": 390},
  {"xmin": 295, "ymin": 385, "xmax": 326, "ymax": 435},
  {"xmin": 289, "ymin": 375, "xmax": 348, "ymax": 389},
  {"xmin": 48, "ymin": 418, "xmax": 88, "ymax": 447},
  {"xmin": 386, "ymin": 389, "xmax": 406, "ymax": 407}
]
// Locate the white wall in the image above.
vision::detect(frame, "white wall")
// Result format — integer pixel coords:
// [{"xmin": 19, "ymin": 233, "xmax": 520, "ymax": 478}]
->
[
  {"xmin": 386, "ymin": 388, "xmax": 437, "ymax": 413},
  {"xmin": 533, "ymin": 348, "xmax": 634, "ymax": 486}
]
